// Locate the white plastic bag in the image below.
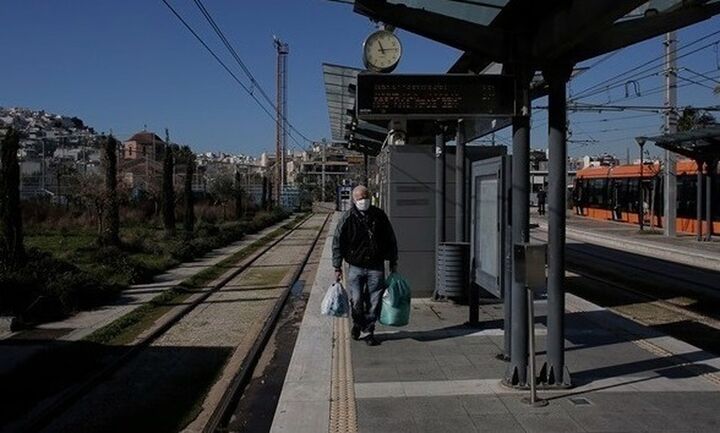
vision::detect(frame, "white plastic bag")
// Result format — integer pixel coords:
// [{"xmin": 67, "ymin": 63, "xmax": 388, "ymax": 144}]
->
[{"xmin": 321, "ymin": 281, "xmax": 349, "ymax": 317}]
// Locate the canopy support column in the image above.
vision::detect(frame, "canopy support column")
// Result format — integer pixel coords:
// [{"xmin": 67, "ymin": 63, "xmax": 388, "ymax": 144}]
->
[
  {"xmin": 505, "ymin": 69, "xmax": 531, "ymax": 387},
  {"xmin": 541, "ymin": 65, "xmax": 573, "ymax": 388}
]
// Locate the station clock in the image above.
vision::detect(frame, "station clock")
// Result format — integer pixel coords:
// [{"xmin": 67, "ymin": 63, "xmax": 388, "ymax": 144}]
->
[{"xmin": 362, "ymin": 29, "xmax": 402, "ymax": 73}]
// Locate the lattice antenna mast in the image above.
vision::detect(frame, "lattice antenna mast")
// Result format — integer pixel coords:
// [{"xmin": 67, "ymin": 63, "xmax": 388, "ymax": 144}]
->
[{"xmin": 274, "ymin": 36, "xmax": 289, "ymax": 202}]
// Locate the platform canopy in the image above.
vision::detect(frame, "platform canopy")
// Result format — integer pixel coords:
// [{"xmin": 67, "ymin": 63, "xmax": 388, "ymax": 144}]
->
[
  {"xmin": 347, "ymin": 0, "xmax": 720, "ymax": 72},
  {"xmin": 639, "ymin": 127, "xmax": 720, "ymax": 162},
  {"xmin": 323, "ymin": 63, "xmax": 387, "ymax": 155}
]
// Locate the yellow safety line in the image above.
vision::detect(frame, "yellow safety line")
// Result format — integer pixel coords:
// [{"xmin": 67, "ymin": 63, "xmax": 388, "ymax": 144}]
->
[{"xmin": 329, "ymin": 317, "xmax": 358, "ymax": 433}]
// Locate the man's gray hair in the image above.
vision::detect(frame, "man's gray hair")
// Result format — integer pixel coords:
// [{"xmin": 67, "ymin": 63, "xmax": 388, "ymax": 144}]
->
[{"xmin": 352, "ymin": 185, "xmax": 369, "ymax": 199}]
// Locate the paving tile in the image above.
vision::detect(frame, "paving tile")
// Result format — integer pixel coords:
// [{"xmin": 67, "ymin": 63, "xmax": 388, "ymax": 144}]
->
[
  {"xmin": 359, "ymin": 417, "xmax": 419, "ymax": 433},
  {"xmin": 515, "ymin": 411, "xmax": 585, "ymax": 433},
  {"xmin": 405, "ymin": 396, "xmax": 470, "ymax": 420},
  {"xmin": 357, "ymin": 397, "xmax": 413, "ymax": 419},
  {"xmin": 415, "ymin": 416, "xmax": 477, "ymax": 433},
  {"xmin": 354, "ymin": 365, "xmax": 400, "ymax": 382},
  {"xmin": 470, "ymin": 413, "xmax": 527, "ymax": 433},
  {"xmin": 565, "ymin": 406, "xmax": 646, "ymax": 432},
  {"xmin": 460, "ymin": 395, "xmax": 510, "ymax": 415}
]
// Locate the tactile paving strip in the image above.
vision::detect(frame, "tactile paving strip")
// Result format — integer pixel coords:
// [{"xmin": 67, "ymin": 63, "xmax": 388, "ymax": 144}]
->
[{"xmin": 329, "ymin": 317, "xmax": 358, "ymax": 433}]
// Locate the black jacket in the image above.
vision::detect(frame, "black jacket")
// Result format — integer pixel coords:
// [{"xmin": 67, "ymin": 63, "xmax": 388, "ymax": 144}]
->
[{"xmin": 332, "ymin": 205, "xmax": 398, "ymax": 270}]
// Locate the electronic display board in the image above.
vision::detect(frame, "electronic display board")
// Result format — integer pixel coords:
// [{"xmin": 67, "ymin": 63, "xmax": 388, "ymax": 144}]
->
[{"xmin": 356, "ymin": 73, "xmax": 515, "ymax": 120}]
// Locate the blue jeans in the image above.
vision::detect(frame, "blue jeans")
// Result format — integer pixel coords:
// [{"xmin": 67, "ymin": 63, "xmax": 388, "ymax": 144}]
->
[{"xmin": 347, "ymin": 265, "xmax": 385, "ymax": 333}]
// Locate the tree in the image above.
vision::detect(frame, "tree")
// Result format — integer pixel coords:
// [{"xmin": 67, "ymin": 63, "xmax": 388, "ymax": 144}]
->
[
  {"xmin": 234, "ymin": 168, "xmax": 244, "ymax": 220},
  {"xmin": 99, "ymin": 136, "xmax": 120, "ymax": 245},
  {"xmin": 677, "ymin": 107, "xmax": 717, "ymax": 132},
  {"xmin": 208, "ymin": 171, "xmax": 240, "ymax": 219},
  {"xmin": 180, "ymin": 146, "xmax": 195, "ymax": 235},
  {"xmin": 161, "ymin": 141, "xmax": 176, "ymax": 237},
  {"xmin": 0, "ymin": 128, "xmax": 25, "ymax": 266}
]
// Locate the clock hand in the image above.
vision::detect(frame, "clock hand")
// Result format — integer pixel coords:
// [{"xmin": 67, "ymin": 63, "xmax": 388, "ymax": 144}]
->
[{"xmin": 378, "ymin": 41, "xmax": 386, "ymax": 54}]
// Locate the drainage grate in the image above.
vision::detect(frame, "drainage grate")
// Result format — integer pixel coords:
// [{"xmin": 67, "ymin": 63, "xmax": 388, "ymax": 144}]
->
[{"xmin": 569, "ymin": 397, "xmax": 593, "ymax": 406}]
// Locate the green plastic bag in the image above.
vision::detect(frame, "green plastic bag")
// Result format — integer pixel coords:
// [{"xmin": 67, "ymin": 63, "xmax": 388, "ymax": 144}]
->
[{"xmin": 379, "ymin": 272, "xmax": 411, "ymax": 327}]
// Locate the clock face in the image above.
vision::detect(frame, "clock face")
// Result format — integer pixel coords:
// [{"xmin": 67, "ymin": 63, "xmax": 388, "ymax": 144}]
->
[{"xmin": 363, "ymin": 30, "xmax": 402, "ymax": 73}]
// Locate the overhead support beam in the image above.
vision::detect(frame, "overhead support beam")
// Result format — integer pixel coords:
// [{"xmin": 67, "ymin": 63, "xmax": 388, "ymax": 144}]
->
[
  {"xmin": 540, "ymin": 64, "xmax": 573, "ymax": 388},
  {"xmin": 570, "ymin": 2, "xmax": 720, "ymax": 62},
  {"xmin": 448, "ymin": 52, "xmax": 493, "ymax": 74},
  {"xmin": 532, "ymin": 0, "xmax": 647, "ymax": 61}
]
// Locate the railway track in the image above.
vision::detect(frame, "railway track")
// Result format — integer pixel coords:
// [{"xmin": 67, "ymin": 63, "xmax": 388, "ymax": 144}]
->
[
  {"xmin": 530, "ymin": 231, "xmax": 720, "ymax": 355},
  {"xmin": 19, "ymin": 212, "xmax": 331, "ymax": 433},
  {"xmin": 563, "ymin": 242, "xmax": 720, "ymax": 355}
]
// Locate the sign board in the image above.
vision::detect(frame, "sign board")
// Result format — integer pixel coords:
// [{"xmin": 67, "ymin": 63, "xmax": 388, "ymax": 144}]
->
[{"xmin": 357, "ymin": 73, "xmax": 514, "ymax": 120}]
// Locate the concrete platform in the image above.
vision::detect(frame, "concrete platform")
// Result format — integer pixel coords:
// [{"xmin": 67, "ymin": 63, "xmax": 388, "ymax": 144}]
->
[
  {"xmin": 535, "ymin": 213, "xmax": 720, "ymax": 271},
  {"xmin": 272, "ymin": 213, "xmax": 720, "ymax": 433}
]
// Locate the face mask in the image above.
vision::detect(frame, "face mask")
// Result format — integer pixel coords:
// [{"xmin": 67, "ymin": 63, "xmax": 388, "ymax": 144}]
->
[{"xmin": 354, "ymin": 198, "xmax": 370, "ymax": 211}]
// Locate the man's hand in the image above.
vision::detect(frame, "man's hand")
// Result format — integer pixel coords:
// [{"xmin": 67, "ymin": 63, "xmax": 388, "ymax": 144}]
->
[{"xmin": 335, "ymin": 268, "xmax": 343, "ymax": 282}]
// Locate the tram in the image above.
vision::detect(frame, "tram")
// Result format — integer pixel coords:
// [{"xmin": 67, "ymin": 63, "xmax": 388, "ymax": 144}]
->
[{"xmin": 574, "ymin": 160, "xmax": 720, "ymax": 234}]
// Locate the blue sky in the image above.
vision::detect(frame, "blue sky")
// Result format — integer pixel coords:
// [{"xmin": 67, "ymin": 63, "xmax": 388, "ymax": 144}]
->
[{"xmin": 1, "ymin": 1, "xmax": 719, "ymax": 159}]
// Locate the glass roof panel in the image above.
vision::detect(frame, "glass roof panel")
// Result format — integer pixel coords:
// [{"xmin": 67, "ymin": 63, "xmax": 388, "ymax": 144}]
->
[{"xmin": 386, "ymin": 0, "xmax": 508, "ymax": 26}]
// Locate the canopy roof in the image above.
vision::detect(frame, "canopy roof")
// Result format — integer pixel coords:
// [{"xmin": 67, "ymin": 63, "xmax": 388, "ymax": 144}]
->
[
  {"xmin": 639, "ymin": 127, "xmax": 720, "ymax": 162},
  {"xmin": 323, "ymin": 63, "xmax": 386, "ymax": 155},
  {"xmin": 348, "ymin": 0, "xmax": 720, "ymax": 72}
]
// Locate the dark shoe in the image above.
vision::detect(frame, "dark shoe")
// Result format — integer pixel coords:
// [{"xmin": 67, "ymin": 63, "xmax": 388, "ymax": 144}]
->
[
  {"xmin": 351, "ymin": 324, "xmax": 361, "ymax": 340},
  {"xmin": 365, "ymin": 335, "xmax": 380, "ymax": 346}
]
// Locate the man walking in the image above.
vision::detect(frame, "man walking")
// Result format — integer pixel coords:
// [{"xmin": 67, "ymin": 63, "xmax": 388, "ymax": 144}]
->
[
  {"xmin": 537, "ymin": 186, "xmax": 547, "ymax": 216},
  {"xmin": 332, "ymin": 185, "xmax": 398, "ymax": 346}
]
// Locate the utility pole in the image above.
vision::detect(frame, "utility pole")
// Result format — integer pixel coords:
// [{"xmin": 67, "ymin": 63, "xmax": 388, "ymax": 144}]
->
[
  {"xmin": 321, "ymin": 141, "xmax": 326, "ymax": 202},
  {"xmin": 664, "ymin": 31, "xmax": 678, "ymax": 236},
  {"xmin": 274, "ymin": 36, "xmax": 289, "ymax": 204}
]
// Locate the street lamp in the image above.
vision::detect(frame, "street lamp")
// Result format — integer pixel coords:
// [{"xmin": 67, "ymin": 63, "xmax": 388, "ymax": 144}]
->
[{"xmin": 635, "ymin": 137, "xmax": 647, "ymax": 231}]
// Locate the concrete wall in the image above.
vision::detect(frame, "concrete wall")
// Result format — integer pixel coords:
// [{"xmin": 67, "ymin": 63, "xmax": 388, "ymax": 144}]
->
[{"xmin": 376, "ymin": 144, "xmax": 506, "ymax": 296}]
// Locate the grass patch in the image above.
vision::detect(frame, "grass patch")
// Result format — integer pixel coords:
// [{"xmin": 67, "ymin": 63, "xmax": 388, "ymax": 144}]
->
[{"xmin": 5, "ymin": 209, "xmax": 292, "ymax": 322}]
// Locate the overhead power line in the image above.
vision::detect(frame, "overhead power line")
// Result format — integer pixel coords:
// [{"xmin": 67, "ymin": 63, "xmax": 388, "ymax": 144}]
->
[
  {"xmin": 159, "ymin": 0, "xmax": 313, "ymax": 153},
  {"xmin": 191, "ymin": 0, "xmax": 314, "ymax": 145},
  {"xmin": 571, "ymin": 27, "xmax": 720, "ymax": 100}
]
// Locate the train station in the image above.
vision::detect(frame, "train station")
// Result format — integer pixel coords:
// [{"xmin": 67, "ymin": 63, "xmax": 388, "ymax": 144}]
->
[{"xmin": 2, "ymin": 1, "xmax": 720, "ymax": 433}]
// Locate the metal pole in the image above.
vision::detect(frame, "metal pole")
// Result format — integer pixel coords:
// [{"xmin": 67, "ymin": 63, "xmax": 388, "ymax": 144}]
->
[
  {"xmin": 435, "ymin": 131, "xmax": 445, "ymax": 299},
  {"xmin": 543, "ymin": 67, "xmax": 571, "ymax": 387},
  {"xmin": 706, "ymin": 161, "xmax": 713, "ymax": 241},
  {"xmin": 456, "ymin": 121, "xmax": 465, "ymax": 242},
  {"xmin": 364, "ymin": 153, "xmax": 369, "ymax": 186},
  {"xmin": 520, "ymin": 287, "xmax": 545, "ymax": 407},
  {"xmin": 639, "ymin": 144, "xmax": 645, "ymax": 231},
  {"xmin": 502, "ymin": 155, "xmax": 513, "ymax": 360},
  {"xmin": 321, "ymin": 141, "xmax": 326, "ymax": 202},
  {"xmin": 505, "ymin": 72, "xmax": 531, "ymax": 387},
  {"xmin": 664, "ymin": 31, "xmax": 678, "ymax": 237},
  {"xmin": 435, "ymin": 131, "xmax": 445, "ymax": 246},
  {"xmin": 697, "ymin": 160, "xmax": 703, "ymax": 241}
]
